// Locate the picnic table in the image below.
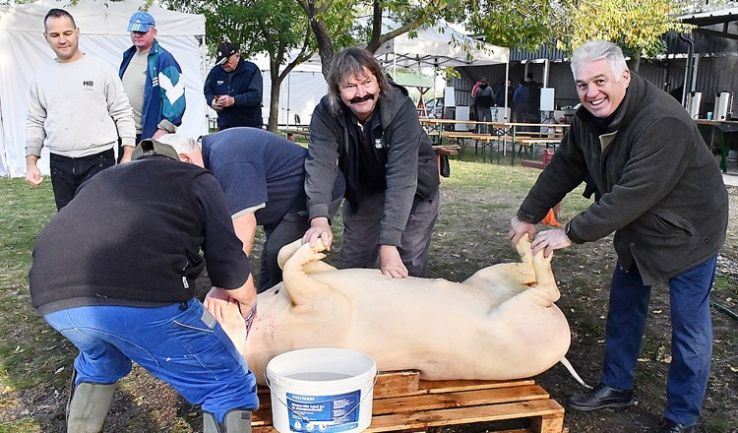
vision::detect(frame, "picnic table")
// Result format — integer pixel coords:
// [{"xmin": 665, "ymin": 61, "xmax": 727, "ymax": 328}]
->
[{"xmin": 419, "ymin": 118, "xmax": 568, "ymax": 164}]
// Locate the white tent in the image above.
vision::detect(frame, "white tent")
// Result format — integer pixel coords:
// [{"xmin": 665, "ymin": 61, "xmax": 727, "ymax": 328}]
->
[
  {"xmin": 255, "ymin": 21, "xmax": 509, "ymax": 128},
  {"xmin": 0, "ymin": 0, "xmax": 207, "ymax": 177},
  {"xmin": 374, "ymin": 22, "xmax": 509, "ymax": 68},
  {"xmin": 253, "ymin": 54, "xmax": 326, "ymax": 127}
]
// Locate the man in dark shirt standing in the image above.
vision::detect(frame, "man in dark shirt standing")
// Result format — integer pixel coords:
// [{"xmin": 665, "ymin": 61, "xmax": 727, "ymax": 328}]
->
[
  {"xmin": 303, "ymin": 48, "xmax": 440, "ymax": 279},
  {"xmin": 29, "ymin": 139, "xmax": 258, "ymax": 433},
  {"xmin": 204, "ymin": 39, "xmax": 263, "ymax": 129}
]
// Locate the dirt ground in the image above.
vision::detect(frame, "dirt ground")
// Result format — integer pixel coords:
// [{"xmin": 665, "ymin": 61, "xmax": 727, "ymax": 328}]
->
[{"xmin": 3, "ymin": 176, "xmax": 737, "ymax": 433}]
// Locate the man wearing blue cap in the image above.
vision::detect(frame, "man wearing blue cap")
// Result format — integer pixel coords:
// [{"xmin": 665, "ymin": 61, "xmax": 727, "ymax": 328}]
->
[{"xmin": 119, "ymin": 11, "xmax": 185, "ymax": 161}]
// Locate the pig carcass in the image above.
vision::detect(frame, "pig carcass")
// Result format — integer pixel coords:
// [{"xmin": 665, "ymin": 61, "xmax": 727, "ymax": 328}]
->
[{"xmin": 218, "ymin": 237, "xmax": 571, "ymax": 385}]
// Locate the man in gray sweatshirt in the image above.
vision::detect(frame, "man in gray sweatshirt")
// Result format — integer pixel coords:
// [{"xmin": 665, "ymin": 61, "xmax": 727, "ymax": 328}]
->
[{"xmin": 25, "ymin": 8, "xmax": 135, "ymax": 210}]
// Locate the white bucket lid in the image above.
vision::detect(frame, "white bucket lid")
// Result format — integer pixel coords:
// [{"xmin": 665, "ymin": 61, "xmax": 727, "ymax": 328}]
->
[{"xmin": 266, "ymin": 347, "xmax": 377, "ymax": 387}]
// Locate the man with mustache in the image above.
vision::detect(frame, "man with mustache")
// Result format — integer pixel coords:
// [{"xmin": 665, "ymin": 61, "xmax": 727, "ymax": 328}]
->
[{"xmin": 303, "ymin": 48, "xmax": 440, "ymax": 278}]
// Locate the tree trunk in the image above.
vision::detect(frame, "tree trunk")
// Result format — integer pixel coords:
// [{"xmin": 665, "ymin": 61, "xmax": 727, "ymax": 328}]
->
[
  {"xmin": 268, "ymin": 71, "xmax": 282, "ymax": 133},
  {"xmin": 365, "ymin": 0, "xmax": 383, "ymax": 53},
  {"xmin": 312, "ymin": 18, "xmax": 334, "ymax": 78}
]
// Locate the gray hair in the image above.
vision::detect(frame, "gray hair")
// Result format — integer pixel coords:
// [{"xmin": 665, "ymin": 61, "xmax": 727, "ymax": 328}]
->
[
  {"xmin": 570, "ymin": 41, "xmax": 628, "ymax": 80},
  {"xmin": 155, "ymin": 134, "xmax": 198, "ymax": 154},
  {"xmin": 326, "ymin": 48, "xmax": 389, "ymax": 113}
]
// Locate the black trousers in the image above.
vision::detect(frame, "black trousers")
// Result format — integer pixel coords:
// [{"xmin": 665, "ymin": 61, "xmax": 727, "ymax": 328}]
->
[{"xmin": 49, "ymin": 149, "xmax": 115, "ymax": 210}]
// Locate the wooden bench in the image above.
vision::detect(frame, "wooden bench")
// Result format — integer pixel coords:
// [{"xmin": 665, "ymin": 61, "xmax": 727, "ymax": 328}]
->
[
  {"xmin": 440, "ymin": 132, "xmax": 511, "ymax": 162},
  {"xmin": 280, "ymin": 127, "xmax": 311, "ymax": 140},
  {"xmin": 252, "ymin": 370, "xmax": 565, "ymax": 433},
  {"xmin": 513, "ymin": 138, "xmax": 562, "ymax": 165}
]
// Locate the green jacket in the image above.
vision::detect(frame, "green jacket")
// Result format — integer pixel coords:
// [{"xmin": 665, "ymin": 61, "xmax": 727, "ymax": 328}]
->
[{"xmin": 518, "ymin": 72, "xmax": 728, "ymax": 285}]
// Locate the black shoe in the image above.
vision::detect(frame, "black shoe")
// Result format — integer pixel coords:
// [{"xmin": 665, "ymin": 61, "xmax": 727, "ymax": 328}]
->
[
  {"xmin": 659, "ymin": 418, "xmax": 696, "ymax": 433},
  {"xmin": 568, "ymin": 383, "xmax": 634, "ymax": 411}
]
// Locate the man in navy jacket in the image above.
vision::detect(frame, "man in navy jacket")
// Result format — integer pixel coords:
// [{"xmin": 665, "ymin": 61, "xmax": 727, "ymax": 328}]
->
[{"xmin": 204, "ymin": 40, "xmax": 263, "ymax": 129}]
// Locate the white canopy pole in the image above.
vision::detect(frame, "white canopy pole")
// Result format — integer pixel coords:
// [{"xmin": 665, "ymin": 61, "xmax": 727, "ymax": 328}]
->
[{"xmin": 504, "ymin": 60, "xmax": 510, "ymax": 121}]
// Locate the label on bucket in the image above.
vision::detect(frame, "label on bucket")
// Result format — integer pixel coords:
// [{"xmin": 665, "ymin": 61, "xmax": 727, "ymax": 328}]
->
[{"xmin": 286, "ymin": 390, "xmax": 361, "ymax": 433}]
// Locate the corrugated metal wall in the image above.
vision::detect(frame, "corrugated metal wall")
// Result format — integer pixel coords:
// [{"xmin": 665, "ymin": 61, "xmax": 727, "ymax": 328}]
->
[
  {"xmin": 640, "ymin": 56, "xmax": 738, "ymax": 115},
  {"xmin": 446, "ymin": 55, "xmax": 738, "ymax": 117}
]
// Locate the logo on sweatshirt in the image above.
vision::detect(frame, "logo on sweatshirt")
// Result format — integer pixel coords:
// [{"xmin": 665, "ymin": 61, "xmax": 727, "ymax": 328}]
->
[{"xmin": 83, "ymin": 80, "xmax": 94, "ymax": 87}]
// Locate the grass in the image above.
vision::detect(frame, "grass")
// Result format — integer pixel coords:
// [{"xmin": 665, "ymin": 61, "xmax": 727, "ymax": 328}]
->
[
  {"xmin": 0, "ymin": 152, "xmax": 736, "ymax": 432},
  {"xmin": 0, "ymin": 180, "xmax": 72, "ymax": 395}
]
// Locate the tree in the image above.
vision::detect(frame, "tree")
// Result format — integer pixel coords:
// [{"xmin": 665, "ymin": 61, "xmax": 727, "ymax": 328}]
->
[
  {"xmin": 562, "ymin": 0, "xmax": 690, "ymax": 71},
  {"xmin": 465, "ymin": 0, "xmax": 704, "ymax": 72},
  {"xmin": 465, "ymin": 0, "xmax": 557, "ymax": 50},
  {"xmin": 165, "ymin": 0, "xmax": 317, "ymax": 131},
  {"xmin": 299, "ymin": 0, "xmax": 466, "ymax": 76}
]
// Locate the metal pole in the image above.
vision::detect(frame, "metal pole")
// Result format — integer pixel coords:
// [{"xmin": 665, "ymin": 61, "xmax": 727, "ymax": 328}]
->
[{"xmin": 679, "ymin": 33, "xmax": 695, "ymax": 110}]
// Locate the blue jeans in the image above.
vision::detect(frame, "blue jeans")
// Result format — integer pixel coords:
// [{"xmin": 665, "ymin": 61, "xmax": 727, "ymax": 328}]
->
[
  {"xmin": 44, "ymin": 299, "xmax": 259, "ymax": 422},
  {"xmin": 601, "ymin": 256, "xmax": 716, "ymax": 426}
]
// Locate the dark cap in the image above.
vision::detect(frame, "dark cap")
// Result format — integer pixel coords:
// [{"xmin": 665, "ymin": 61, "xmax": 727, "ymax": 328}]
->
[
  {"xmin": 215, "ymin": 41, "xmax": 238, "ymax": 66},
  {"xmin": 132, "ymin": 139, "xmax": 181, "ymax": 161}
]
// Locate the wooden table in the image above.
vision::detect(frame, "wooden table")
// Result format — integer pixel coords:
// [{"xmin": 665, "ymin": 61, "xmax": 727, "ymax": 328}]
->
[{"xmin": 419, "ymin": 119, "xmax": 568, "ymax": 165}]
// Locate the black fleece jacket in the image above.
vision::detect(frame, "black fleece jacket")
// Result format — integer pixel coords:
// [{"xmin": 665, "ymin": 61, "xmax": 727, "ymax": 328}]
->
[
  {"xmin": 305, "ymin": 82, "xmax": 439, "ymax": 246},
  {"xmin": 30, "ymin": 157, "xmax": 250, "ymax": 314},
  {"xmin": 518, "ymin": 72, "xmax": 728, "ymax": 285}
]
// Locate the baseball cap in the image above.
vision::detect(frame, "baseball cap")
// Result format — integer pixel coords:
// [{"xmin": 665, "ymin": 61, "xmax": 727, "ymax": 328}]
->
[
  {"xmin": 131, "ymin": 139, "xmax": 180, "ymax": 161},
  {"xmin": 215, "ymin": 41, "xmax": 238, "ymax": 66},
  {"xmin": 127, "ymin": 11, "xmax": 156, "ymax": 32}
]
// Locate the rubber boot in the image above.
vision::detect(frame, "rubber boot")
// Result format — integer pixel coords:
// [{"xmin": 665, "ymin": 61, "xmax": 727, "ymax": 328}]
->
[
  {"xmin": 66, "ymin": 380, "xmax": 116, "ymax": 433},
  {"xmin": 203, "ymin": 409, "xmax": 253, "ymax": 433}
]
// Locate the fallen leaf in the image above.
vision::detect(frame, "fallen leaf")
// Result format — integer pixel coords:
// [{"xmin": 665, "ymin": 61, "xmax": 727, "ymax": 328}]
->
[
  {"xmin": 730, "ymin": 366, "xmax": 738, "ymax": 373},
  {"xmin": 54, "ymin": 367, "xmax": 65, "ymax": 374}
]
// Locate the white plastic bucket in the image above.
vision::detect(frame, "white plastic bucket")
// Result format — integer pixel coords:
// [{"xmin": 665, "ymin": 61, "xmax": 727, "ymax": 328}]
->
[{"xmin": 266, "ymin": 348, "xmax": 377, "ymax": 433}]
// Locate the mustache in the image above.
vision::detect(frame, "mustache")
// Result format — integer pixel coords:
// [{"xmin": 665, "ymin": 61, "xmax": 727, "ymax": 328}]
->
[{"xmin": 349, "ymin": 94, "xmax": 375, "ymax": 104}]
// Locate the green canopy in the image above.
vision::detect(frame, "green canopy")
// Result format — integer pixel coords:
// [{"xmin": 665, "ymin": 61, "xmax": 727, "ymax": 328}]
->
[{"xmin": 390, "ymin": 69, "xmax": 435, "ymax": 89}]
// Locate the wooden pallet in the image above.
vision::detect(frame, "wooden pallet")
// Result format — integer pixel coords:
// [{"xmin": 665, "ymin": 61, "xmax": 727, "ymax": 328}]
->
[{"xmin": 251, "ymin": 370, "xmax": 564, "ymax": 433}]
